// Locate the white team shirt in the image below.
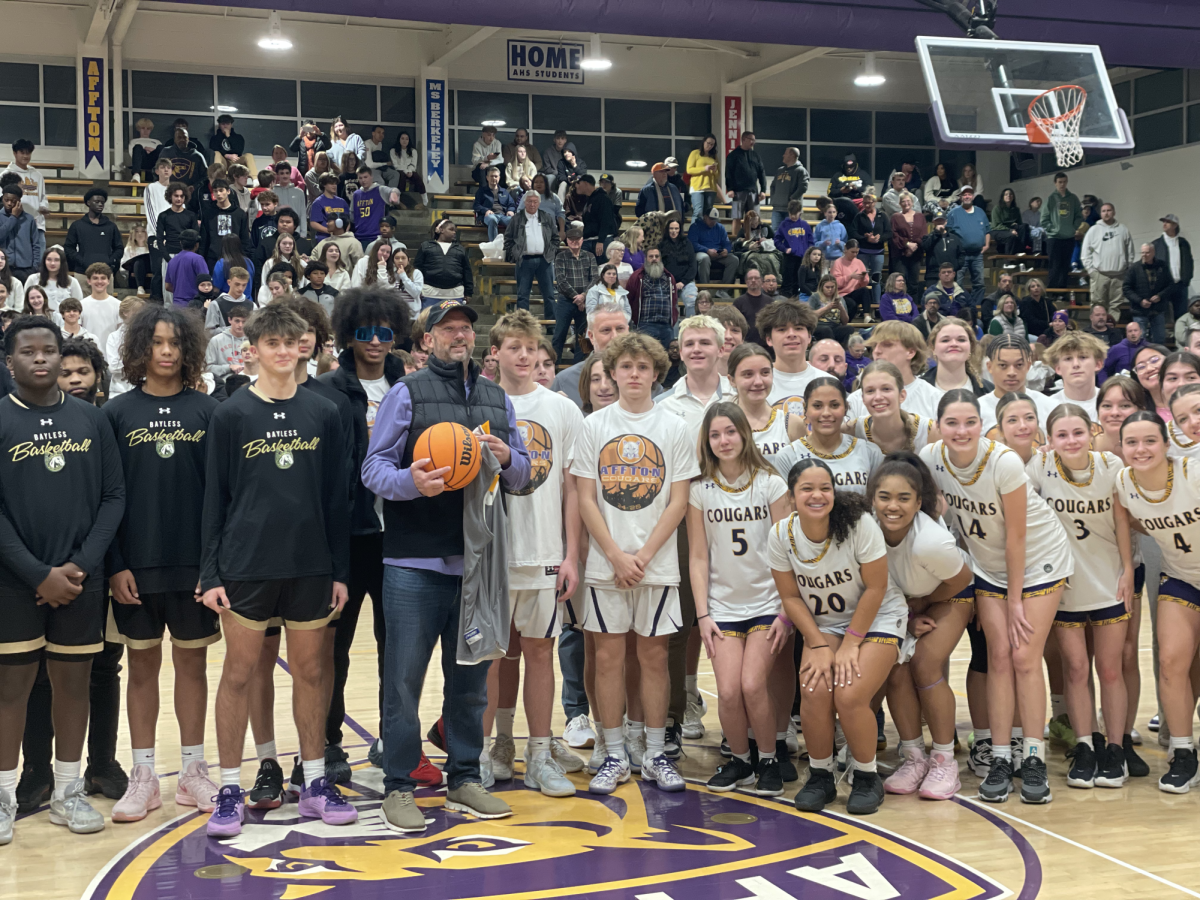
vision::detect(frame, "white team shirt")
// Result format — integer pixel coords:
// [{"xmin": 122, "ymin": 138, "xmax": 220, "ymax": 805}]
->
[
  {"xmin": 851, "ymin": 413, "xmax": 937, "ymax": 455},
  {"xmin": 1027, "ymin": 450, "xmax": 1126, "ymax": 611},
  {"xmin": 767, "ymin": 365, "xmax": 825, "ymax": 418},
  {"xmin": 847, "ymin": 376, "xmax": 942, "ymax": 422},
  {"xmin": 1167, "ymin": 421, "xmax": 1200, "ymax": 459},
  {"xmin": 507, "ymin": 385, "xmax": 585, "ymax": 588},
  {"xmin": 979, "ymin": 388, "xmax": 1063, "ymax": 436},
  {"xmin": 919, "ymin": 439, "xmax": 1073, "ymax": 587},
  {"xmin": 751, "ymin": 407, "xmax": 793, "ymax": 458},
  {"xmin": 361, "ymin": 376, "xmax": 389, "ymax": 528},
  {"xmin": 883, "ymin": 511, "xmax": 969, "ymax": 599},
  {"xmin": 767, "ymin": 511, "xmax": 909, "ymax": 637},
  {"xmin": 689, "ymin": 469, "xmax": 787, "ymax": 620},
  {"xmin": 1118, "ymin": 457, "xmax": 1200, "ymax": 586},
  {"xmin": 655, "ymin": 374, "xmax": 734, "ymax": 438},
  {"xmin": 81, "ymin": 296, "xmax": 122, "ymax": 349},
  {"xmin": 574, "ymin": 402, "xmax": 700, "ymax": 587},
  {"xmin": 770, "ymin": 433, "xmax": 883, "ymax": 495}
]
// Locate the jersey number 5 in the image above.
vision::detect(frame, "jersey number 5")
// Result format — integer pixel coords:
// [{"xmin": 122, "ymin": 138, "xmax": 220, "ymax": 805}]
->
[
  {"xmin": 731, "ymin": 528, "xmax": 748, "ymax": 556},
  {"xmin": 810, "ymin": 592, "xmax": 846, "ymax": 616}
]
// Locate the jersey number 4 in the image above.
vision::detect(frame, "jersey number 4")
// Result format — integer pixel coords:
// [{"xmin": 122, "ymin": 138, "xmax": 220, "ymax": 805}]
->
[
  {"xmin": 810, "ymin": 593, "xmax": 846, "ymax": 616},
  {"xmin": 956, "ymin": 514, "xmax": 987, "ymax": 541},
  {"xmin": 1175, "ymin": 532, "xmax": 1194, "ymax": 554}
]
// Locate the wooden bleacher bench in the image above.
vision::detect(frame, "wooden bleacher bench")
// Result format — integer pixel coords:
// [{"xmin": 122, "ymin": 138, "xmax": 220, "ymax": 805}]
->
[
  {"xmin": 0, "ymin": 162, "xmax": 73, "ymax": 173},
  {"xmin": 45, "ymin": 178, "xmax": 92, "ymax": 187}
]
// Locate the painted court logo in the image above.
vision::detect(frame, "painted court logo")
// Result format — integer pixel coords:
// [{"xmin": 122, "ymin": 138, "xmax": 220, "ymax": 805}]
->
[
  {"xmin": 510, "ymin": 420, "xmax": 552, "ymax": 495},
  {"xmin": 83, "ymin": 769, "xmax": 1011, "ymax": 900},
  {"xmin": 598, "ymin": 434, "xmax": 665, "ymax": 511}
]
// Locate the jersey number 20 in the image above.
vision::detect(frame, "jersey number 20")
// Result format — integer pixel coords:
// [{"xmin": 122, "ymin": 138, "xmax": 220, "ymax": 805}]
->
[{"xmin": 810, "ymin": 592, "xmax": 846, "ymax": 615}]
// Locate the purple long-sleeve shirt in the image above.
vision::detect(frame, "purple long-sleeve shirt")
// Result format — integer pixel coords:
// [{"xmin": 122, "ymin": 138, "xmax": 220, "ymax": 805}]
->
[{"xmin": 361, "ymin": 378, "xmax": 530, "ymax": 576}]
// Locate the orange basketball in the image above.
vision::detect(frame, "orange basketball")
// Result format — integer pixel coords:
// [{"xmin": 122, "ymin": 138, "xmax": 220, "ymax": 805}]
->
[{"xmin": 413, "ymin": 422, "xmax": 481, "ymax": 491}]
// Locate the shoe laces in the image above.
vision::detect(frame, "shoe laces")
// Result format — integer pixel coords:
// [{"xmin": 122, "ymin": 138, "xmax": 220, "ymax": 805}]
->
[
  {"xmin": 1168, "ymin": 748, "xmax": 1196, "ymax": 775},
  {"xmin": 315, "ymin": 778, "xmax": 350, "ymax": 806},
  {"xmin": 985, "ymin": 758, "xmax": 1012, "ymax": 782},
  {"xmin": 214, "ymin": 786, "xmax": 243, "ymax": 816},
  {"xmin": 1022, "ymin": 757, "xmax": 1047, "ymax": 787},
  {"xmin": 596, "ymin": 757, "xmax": 626, "ymax": 779}
]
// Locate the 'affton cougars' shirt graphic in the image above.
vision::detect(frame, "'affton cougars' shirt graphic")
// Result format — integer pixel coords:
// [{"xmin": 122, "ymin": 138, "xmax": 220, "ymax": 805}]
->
[{"xmin": 105, "ymin": 387, "xmax": 217, "ymax": 592}]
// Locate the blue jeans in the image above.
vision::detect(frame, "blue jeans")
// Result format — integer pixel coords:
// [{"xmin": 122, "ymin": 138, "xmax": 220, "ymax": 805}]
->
[
  {"xmin": 690, "ymin": 190, "xmax": 716, "ymax": 223},
  {"xmin": 1133, "ymin": 312, "xmax": 1167, "ymax": 345},
  {"xmin": 381, "ymin": 566, "xmax": 488, "ymax": 793},
  {"xmin": 862, "ymin": 251, "xmax": 885, "ymax": 308},
  {"xmin": 679, "ymin": 281, "xmax": 697, "ymax": 318},
  {"xmin": 516, "ymin": 256, "xmax": 555, "ymax": 311},
  {"xmin": 771, "ymin": 209, "xmax": 786, "ymax": 233},
  {"xmin": 552, "ymin": 292, "xmax": 587, "ymax": 361},
  {"xmin": 558, "ymin": 628, "xmax": 589, "ymax": 719},
  {"xmin": 958, "ymin": 251, "xmax": 985, "ymax": 308},
  {"xmin": 484, "ymin": 211, "xmax": 511, "ymax": 242},
  {"xmin": 638, "ymin": 321, "xmax": 674, "ymax": 349}
]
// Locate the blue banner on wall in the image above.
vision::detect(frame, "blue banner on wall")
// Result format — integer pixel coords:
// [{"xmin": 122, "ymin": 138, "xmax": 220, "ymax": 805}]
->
[
  {"xmin": 507, "ymin": 40, "xmax": 584, "ymax": 84},
  {"xmin": 425, "ymin": 78, "xmax": 446, "ymax": 187},
  {"xmin": 83, "ymin": 57, "xmax": 104, "ymax": 169}
]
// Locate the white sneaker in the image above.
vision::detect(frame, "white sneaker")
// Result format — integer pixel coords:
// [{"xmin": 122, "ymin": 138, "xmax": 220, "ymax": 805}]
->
[
  {"xmin": 588, "ymin": 757, "xmax": 631, "ymax": 794},
  {"xmin": 785, "ymin": 721, "xmax": 800, "ymax": 756},
  {"xmin": 588, "ymin": 734, "xmax": 608, "ymax": 774},
  {"xmin": 551, "ymin": 738, "xmax": 585, "ymax": 773},
  {"xmin": 479, "ymin": 752, "xmax": 495, "ymax": 789},
  {"xmin": 641, "ymin": 755, "xmax": 685, "ymax": 792},
  {"xmin": 524, "ymin": 751, "xmax": 576, "ymax": 797},
  {"xmin": 563, "ymin": 715, "xmax": 597, "ymax": 749},
  {"xmin": 0, "ymin": 788, "xmax": 14, "ymax": 845},
  {"xmin": 626, "ymin": 733, "xmax": 646, "ymax": 772},
  {"xmin": 682, "ymin": 696, "xmax": 706, "ymax": 740},
  {"xmin": 48, "ymin": 778, "xmax": 105, "ymax": 834},
  {"xmin": 491, "ymin": 734, "xmax": 515, "ymax": 781},
  {"xmin": 1130, "ymin": 728, "xmax": 1143, "ymax": 746}
]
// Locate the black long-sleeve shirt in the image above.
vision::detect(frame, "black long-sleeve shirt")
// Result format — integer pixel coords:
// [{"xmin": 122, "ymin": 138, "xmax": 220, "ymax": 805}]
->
[
  {"xmin": 199, "ymin": 203, "xmax": 251, "ymax": 262},
  {"xmin": 0, "ymin": 391, "xmax": 124, "ymax": 590},
  {"xmin": 156, "ymin": 207, "xmax": 200, "ymax": 257},
  {"xmin": 200, "ymin": 386, "xmax": 349, "ymax": 590},
  {"xmin": 104, "ymin": 387, "xmax": 217, "ymax": 592}
]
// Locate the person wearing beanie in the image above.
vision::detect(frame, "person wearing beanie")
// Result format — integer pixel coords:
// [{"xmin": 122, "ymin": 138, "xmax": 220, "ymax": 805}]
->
[{"xmin": 164, "ymin": 229, "xmax": 208, "ymax": 308}]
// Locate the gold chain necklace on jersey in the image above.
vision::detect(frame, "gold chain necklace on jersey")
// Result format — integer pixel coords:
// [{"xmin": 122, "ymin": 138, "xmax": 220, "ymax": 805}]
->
[
  {"xmin": 1054, "ymin": 450, "xmax": 1095, "ymax": 487},
  {"xmin": 865, "ymin": 413, "xmax": 917, "ymax": 452},
  {"xmin": 1129, "ymin": 460, "xmax": 1175, "ymax": 504},
  {"xmin": 801, "ymin": 433, "xmax": 856, "ymax": 460},
  {"xmin": 751, "ymin": 406, "xmax": 779, "ymax": 434},
  {"xmin": 712, "ymin": 468, "xmax": 757, "ymax": 495},
  {"xmin": 941, "ymin": 440, "xmax": 995, "ymax": 487},
  {"xmin": 787, "ymin": 513, "xmax": 832, "ymax": 564}
]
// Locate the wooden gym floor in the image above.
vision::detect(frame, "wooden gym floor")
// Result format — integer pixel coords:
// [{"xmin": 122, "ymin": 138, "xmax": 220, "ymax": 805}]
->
[{"xmin": 3, "ymin": 604, "xmax": 1199, "ymax": 900}]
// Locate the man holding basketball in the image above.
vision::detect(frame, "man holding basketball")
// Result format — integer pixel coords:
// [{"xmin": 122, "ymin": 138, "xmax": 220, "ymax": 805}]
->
[{"xmin": 362, "ymin": 298, "xmax": 531, "ymax": 833}]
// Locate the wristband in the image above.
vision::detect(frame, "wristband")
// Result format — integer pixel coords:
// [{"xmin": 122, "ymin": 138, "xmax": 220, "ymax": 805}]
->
[
  {"xmin": 697, "ymin": 613, "xmax": 711, "ymax": 619},
  {"xmin": 777, "ymin": 614, "xmax": 792, "ymax": 628},
  {"xmin": 845, "ymin": 627, "xmax": 865, "ymax": 639},
  {"xmin": 808, "ymin": 644, "xmax": 830, "ymax": 650}
]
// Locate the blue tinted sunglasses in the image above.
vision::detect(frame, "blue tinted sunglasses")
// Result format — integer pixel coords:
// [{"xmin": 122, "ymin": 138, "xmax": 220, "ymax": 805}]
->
[{"xmin": 355, "ymin": 326, "xmax": 394, "ymax": 343}]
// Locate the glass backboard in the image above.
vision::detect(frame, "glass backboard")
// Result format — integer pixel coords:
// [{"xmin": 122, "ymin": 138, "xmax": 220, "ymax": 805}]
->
[{"xmin": 914, "ymin": 36, "xmax": 1134, "ymax": 151}]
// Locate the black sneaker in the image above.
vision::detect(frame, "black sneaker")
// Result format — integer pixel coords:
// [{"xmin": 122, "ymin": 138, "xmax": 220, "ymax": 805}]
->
[
  {"xmin": 368, "ymin": 738, "xmax": 384, "ymax": 768},
  {"xmin": 747, "ymin": 737, "xmax": 759, "ymax": 768},
  {"xmin": 776, "ymin": 740, "xmax": 798, "ymax": 782},
  {"xmin": 876, "ymin": 708, "xmax": 886, "ymax": 751},
  {"xmin": 846, "ymin": 770, "xmax": 885, "ymax": 815},
  {"xmin": 325, "ymin": 744, "xmax": 352, "ymax": 785},
  {"xmin": 793, "ymin": 767, "xmax": 837, "ymax": 812},
  {"xmin": 1094, "ymin": 743, "xmax": 1128, "ymax": 788},
  {"xmin": 426, "ymin": 717, "xmax": 446, "ymax": 752},
  {"xmin": 978, "ymin": 757, "xmax": 1013, "ymax": 802},
  {"xmin": 288, "ymin": 756, "xmax": 304, "ymax": 797},
  {"xmin": 83, "ymin": 759, "xmax": 128, "ymax": 799},
  {"xmin": 706, "ymin": 757, "xmax": 755, "ymax": 792},
  {"xmin": 1010, "ymin": 738, "xmax": 1023, "ymax": 778},
  {"xmin": 1159, "ymin": 748, "xmax": 1200, "ymax": 793},
  {"xmin": 1124, "ymin": 734, "xmax": 1150, "ymax": 777},
  {"xmin": 1066, "ymin": 742, "xmax": 1096, "ymax": 788},
  {"xmin": 247, "ymin": 758, "xmax": 285, "ymax": 809},
  {"xmin": 719, "ymin": 736, "xmax": 732, "ymax": 758},
  {"xmin": 15, "ymin": 764, "xmax": 51, "ymax": 813},
  {"xmin": 1020, "ymin": 755, "xmax": 1052, "ymax": 804},
  {"xmin": 968, "ymin": 739, "xmax": 993, "ymax": 778},
  {"xmin": 664, "ymin": 721, "xmax": 683, "ymax": 760},
  {"xmin": 754, "ymin": 757, "xmax": 784, "ymax": 797}
]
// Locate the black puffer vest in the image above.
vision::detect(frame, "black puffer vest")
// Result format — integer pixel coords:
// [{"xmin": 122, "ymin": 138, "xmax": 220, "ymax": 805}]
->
[{"xmin": 383, "ymin": 353, "xmax": 510, "ymax": 559}]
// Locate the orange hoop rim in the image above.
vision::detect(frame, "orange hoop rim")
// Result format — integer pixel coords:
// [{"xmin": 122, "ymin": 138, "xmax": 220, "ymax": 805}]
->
[{"xmin": 1027, "ymin": 84, "xmax": 1087, "ymax": 126}]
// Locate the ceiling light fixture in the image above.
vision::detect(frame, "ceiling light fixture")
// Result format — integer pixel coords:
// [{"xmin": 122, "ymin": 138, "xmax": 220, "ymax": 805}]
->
[
  {"xmin": 854, "ymin": 52, "xmax": 885, "ymax": 87},
  {"xmin": 625, "ymin": 160, "xmax": 647, "ymax": 168},
  {"xmin": 580, "ymin": 34, "xmax": 612, "ymax": 71},
  {"xmin": 212, "ymin": 105, "xmax": 238, "ymax": 113},
  {"xmin": 258, "ymin": 11, "xmax": 292, "ymax": 51},
  {"xmin": 481, "ymin": 119, "xmax": 506, "ymax": 128}
]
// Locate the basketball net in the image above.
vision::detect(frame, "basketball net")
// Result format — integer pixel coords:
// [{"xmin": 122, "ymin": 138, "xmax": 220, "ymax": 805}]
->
[{"xmin": 1026, "ymin": 85, "xmax": 1087, "ymax": 168}]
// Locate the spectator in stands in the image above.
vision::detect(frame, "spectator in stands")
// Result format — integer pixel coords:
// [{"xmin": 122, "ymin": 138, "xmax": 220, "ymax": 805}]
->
[
  {"xmin": 733, "ymin": 269, "xmax": 770, "ymax": 345},
  {"xmin": 1153, "ymin": 213, "xmax": 1194, "ymax": 319},
  {"xmin": 271, "ymin": 162, "xmax": 309, "ymax": 238},
  {"xmin": 769, "ymin": 147, "xmax": 809, "ymax": 232},
  {"xmin": 987, "ymin": 293, "xmax": 1027, "ymax": 342},
  {"xmin": 414, "ymin": 218, "xmax": 472, "ymax": 306},
  {"xmin": 989, "ymin": 188, "xmax": 1029, "ymax": 258},
  {"xmin": 0, "ymin": 183, "xmax": 43, "ymax": 280},
  {"xmin": 1038, "ymin": 309, "xmax": 1074, "ymax": 349},
  {"xmin": 540, "ymin": 130, "xmax": 577, "ymax": 191},
  {"xmin": 505, "ymin": 144, "xmax": 538, "ymax": 191},
  {"xmin": 504, "ymin": 190, "xmax": 559, "ymax": 312},
  {"xmin": 734, "ymin": 209, "xmax": 781, "ymax": 279},
  {"xmin": 1013, "ymin": 279, "xmax": 1051, "ymax": 342},
  {"xmin": 160, "ymin": 128, "xmax": 207, "ymax": 207},
  {"xmin": 982, "ymin": 270, "xmax": 1016, "ymax": 329},
  {"xmin": 660, "ymin": 157, "xmax": 691, "ymax": 220},
  {"xmin": 470, "ymin": 125, "xmax": 504, "ymax": 186},
  {"xmin": 474, "ymin": 167, "xmax": 516, "ymax": 242},
  {"xmin": 625, "ymin": 246, "xmax": 677, "ymax": 347},
  {"xmin": 577, "ymin": 175, "xmax": 618, "ymax": 259},
  {"xmin": 305, "ymin": 150, "xmax": 339, "ymax": 205},
  {"xmin": 878, "ymin": 272, "xmax": 916, "ymax": 323},
  {"xmin": 795, "ymin": 246, "xmax": 824, "ymax": 301},
  {"xmin": 1041, "ymin": 171, "xmax": 1083, "ymax": 289},
  {"xmin": 827, "ymin": 153, "xmax": 871, "ymax": 223},
  {"xmin": 361, "ymin": 125, "xmax": 397, "ymax": 189},
  {"xmin": 143, "ymin": 156, "xmax": 173, "ymax": 286},
  {"xmin": 164, "ymin": 230, "xmax": 206, "ymax": 308},
  {"xmin": 314, "ymin": 240, "xmax": 352, "ymax": 292},
  {"xmin": 1124, "ymin": 242, "xmax": 1173, "ymax": 344},
  {"xmin": 584, "ymin": 263, "xmax": 631, "ymax": 319},
  {"xmin": 922, "ymin": 161, "xmax": 955, "ymax": 217},
  {"xmin": 209, "ymin": 114, "xmax": 244, "ymax": 164},
  {"xmin": 251, "ymin": 191, "xmax": 279, "ymax": 249},
  {"xmin": 226, "ymin": 163, "xmax": 255, "ymax": 217},
  {"xmin": 922, "ymin": 213, "xmax": 964, "ymax": 279},
  {"xmin": 1103, "ymin": 319, "xmax": 1144, "ymax": 377},
  {"xmin": 327, "ymin": 116, "xmax": 365, "ymax": 166},
  {"xmin": 128, "ymin": 117, "xmax": 160, "ymax": 182},
  {"xmin": 952, "ymin": 163, "xmax": 984, "ymax": 207},
  {"xmin": 690, "ymin": 209, "xmax": 738, "ymax": 285},
  {"xmin": 945, "ymin": 185, "xmax": 989, "ymax": 308},
  {"xmin": 1084, "ymin": 303, "xmax": 1120, "ymax": 347},
  {"xmin": 914, "ymin": 293, "xmax": 941, "ymax": 339},
  {"xmin": 65, "ymin": 188, "xmax": 123, "ymax": 282},
  {"xmin": 880, "ymin": 171, "xmax": 908, "ymax": 219},
  {"xmin": 525, "ymin": 174, "xmax": 561, "ymax": 239},
  {"xmin": 251, "ymin": 207, "xmax": 311, "ymax": 294},
  {"xmin": 200, "ymin": 178, "xmax": 251, "ymax": 270},
  {"xmin": 212, "ymin": 233, "xmax": 254, "ymax": 296},
  {"xmin": 762, "ymin": 272, "xmax": 782, "ymax": 302},
  {"xmin": 889, "ymin": 189, "xmax": 925, "ymax": 296},
  {"xmin": 776, "ymin": 199, "xmax": 814, "ymax": 297},
  {"xmin": 555, "ymin": 148, "xmax": 586, "ymax": 200},
  {"xmin": 923, "ymin": 261, "xmax": 966, "ymax": 317},
  {"xmin": 635, "ymin": 162, "xmax": 683, "ymax": 219},
  {"xmin": 1022, "ymin": 196, "xmax": 1045, "ymax": 255},
  {"xmin": 603, "ymin": 240, "xmax": 632, "ymax": 287},
  {"xmin": 502, "ymin": 128, "xmax": 542, "ymax": 172},
  {"xmin": 552, "ymin": 226, "xmax": 598, "ymax": 361},
  {"xmin": 390, "ymin": 131, "xmax": 427, "ymax": 205},
  {"xmin": 831, "ymin": 240, "xmax": 872, "ymax": 321},
  {"xmin": 687, "ymin": 135, "xmax": 721, "ymax": 224},
  {"xmin": 5, "ymin": 139, "xmax": 49, "ymax": 233},
  {"xmin": 808, "ymin": 274, "xmax": 853, "ymax": 345},
  {"xmin": 597, "ymin": 172, "xmax": 624, "ymax": 208},
  {"xmin": 1175, "ymin": 296, "xmax": 1200, "ymax": 348},
  {"xmin": 659, "ymin": 218, "xmax": 698, "ymax": 316},
  {"xmin": 813, "ymin": 200, "xmax": 846, "ymax": 262},
  {"xmin": 620, "ymin": 226, "xmax": 645, "ymax": 271},
  {"xmin": 850, "ymin": 191, "xmax": 890, "ymax": 307},
  {"xmin": 289, "ymin": 120, "xmax": 330, "ymax": 173},
  {"xmin": 725, "ymin": 131, "xmax": 767, "ymax": 238},
  {"xmin": 1080, "ymin": 201, "xmax": 1136, "ymax": 320}
]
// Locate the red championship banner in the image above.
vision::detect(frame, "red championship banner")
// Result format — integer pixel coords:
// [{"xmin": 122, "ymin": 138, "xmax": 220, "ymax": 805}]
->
[{"xmin": 724, "ymin": 95, "xmax": 742, "ymax": 158}]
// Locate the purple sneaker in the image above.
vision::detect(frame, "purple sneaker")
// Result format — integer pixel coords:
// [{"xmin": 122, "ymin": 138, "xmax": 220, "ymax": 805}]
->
[
  {"xmin": 206, "ymin": 785, "xmax": 245, "ymax": 837},
  {"xmin": 298, "ymin": 776, "xmax": 358, "ymax": 825}
]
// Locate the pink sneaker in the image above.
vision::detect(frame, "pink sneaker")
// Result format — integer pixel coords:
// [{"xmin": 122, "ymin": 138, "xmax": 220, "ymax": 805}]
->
[
  {"xmin": 176, "ymin": 760, "xmax": 219, "ymax": 812},
  {"xmin": 883, "ymin": 749, "xmax": 929, "ymax": 794},
  {"xmin": 298, "ymin": 777, "xmax": 358, "ymax": 825},
  {"xmin": 918, "ymin": 750, "xmax": 961, "ymax": 800},
  {"xmin": 112, "ymin": 765, "xmax": 162, "ymax": 822}
]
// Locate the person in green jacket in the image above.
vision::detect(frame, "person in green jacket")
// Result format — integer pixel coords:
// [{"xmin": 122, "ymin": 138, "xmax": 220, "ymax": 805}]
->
[
  {"xmin": 1040, "ymin": 171, "xmax": 1083, "ymax": 289},
  {"xmin": 989, "ymin": 188, "xmax": 1028, "ymax": 258}
]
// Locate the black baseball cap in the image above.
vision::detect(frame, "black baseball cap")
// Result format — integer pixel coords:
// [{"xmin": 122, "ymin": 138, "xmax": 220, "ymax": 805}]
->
[
  {"xmin": 425, "ymin": 298, "xmax": 478, "ymax": 327},
  {"xmin": 599, "ymin": 173, "xmax": 615, "ymax": 183}
]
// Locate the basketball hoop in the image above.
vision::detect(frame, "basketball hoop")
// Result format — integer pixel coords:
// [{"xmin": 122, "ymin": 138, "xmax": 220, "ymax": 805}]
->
[{"xmin": 1026, "ymin": 84, "xmax": 1087, "ymax": 168}]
